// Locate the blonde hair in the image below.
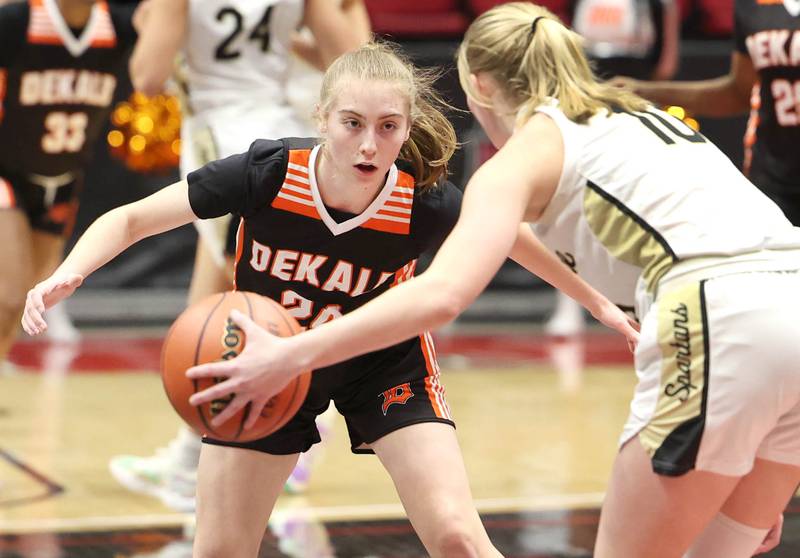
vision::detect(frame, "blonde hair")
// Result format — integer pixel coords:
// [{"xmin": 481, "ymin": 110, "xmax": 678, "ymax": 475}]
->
[
  {"xmin": 456, "ymin": 2, "xmax": 648, "ymax": 124},
  {"xmin": 319, "ymin": 42, "xmax": 457, "ymax": 191}
]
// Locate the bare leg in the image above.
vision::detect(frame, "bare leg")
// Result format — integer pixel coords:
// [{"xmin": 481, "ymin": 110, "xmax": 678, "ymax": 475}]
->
[
  {"xmin": 595, "ymin": 438, "xmax": 740, "ymax": 558},
  {"xmin": 193, "ymin": 443, "xmax": 298, "ymax": 558},
  {"xmin": 683, "ymin": 459, "xmax": 800, "ymax": 557},
  {"xmin": 0, "ymin": 210, "xmax": 34, "ymax": 358},
  {"xmin": 372, "ymin": 423, "xmax": 501, "ymax": 558}
]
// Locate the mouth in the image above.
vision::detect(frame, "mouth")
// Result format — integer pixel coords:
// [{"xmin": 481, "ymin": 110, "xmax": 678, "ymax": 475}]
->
[{"xmin": 354, "ymin": 163, "xmax": 378, "ymax": 175}]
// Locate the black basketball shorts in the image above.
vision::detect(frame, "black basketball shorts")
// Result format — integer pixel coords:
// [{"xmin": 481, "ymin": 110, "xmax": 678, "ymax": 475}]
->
[
  {"xmin": 0, "ymin": 168, "xmax": 82, "ymax": 236},
  {"xmin": 203, "ymin": 333, "xmax": 455, "ymax": 455}
]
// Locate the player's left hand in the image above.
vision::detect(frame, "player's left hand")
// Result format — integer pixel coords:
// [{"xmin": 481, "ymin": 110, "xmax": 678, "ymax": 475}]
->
[
  {"xmin": 754, "ymin": 514, "xmax": 783, "ymax": 555},
  {"xmin": 590, "ymin": 299, "xmax": 640, "ymax": 353},
  {"xmin": 185, "ymin": 309, "xmax": 302, "ymax": 429}
]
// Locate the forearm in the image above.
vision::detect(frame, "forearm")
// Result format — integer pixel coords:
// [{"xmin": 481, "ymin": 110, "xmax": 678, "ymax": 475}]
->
[
  {"xmin": 285, "ymin": 273, "xmax": 461, "ymax": 371},
  {"xmin": 509, "ymin": 225, "xmax": 610, "ymax": 315},
  {"xmin": 54, "ymin": 207, "xmax": 137, "ymax": 278},
  {"xmin": 633, "ymin": 76, "xmax": 750, "ymax": 117},
  {"xmin": 55, "ymin": 182, "xmax": 194, "ymax": 279}
]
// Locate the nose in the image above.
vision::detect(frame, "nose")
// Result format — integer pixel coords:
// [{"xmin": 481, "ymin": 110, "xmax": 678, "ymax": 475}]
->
[{"xmin": 359, "ymin": 128, "xmax": 377, "ymax": 158}]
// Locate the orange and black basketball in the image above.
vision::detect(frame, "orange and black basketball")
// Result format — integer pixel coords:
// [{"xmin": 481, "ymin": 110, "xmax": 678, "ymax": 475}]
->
[{"xmin": 160, "ymin": 291, "xmax": 311, "ymax": 442}]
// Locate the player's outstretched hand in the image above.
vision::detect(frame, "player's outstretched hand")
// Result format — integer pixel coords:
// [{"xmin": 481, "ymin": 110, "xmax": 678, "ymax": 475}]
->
[
  {"xmin": 590, "ymin": 299, "xmax": 640, "ymax": 353},
  {"xmin": 186, "ymin": 309, "xmax": 302, "ymax": 429},
  {"xmin": 21, "ymin": 274, "xmax": 84, "ymax": 336},
  {"xmin": 754, "ymin": 514, "xmax": 783, "ymax": 555}
]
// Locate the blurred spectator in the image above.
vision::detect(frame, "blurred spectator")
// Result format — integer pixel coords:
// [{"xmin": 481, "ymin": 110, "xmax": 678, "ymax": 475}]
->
[{"xmin": 570, "ymin": 0, "xmax": 681, "ymax": 80}]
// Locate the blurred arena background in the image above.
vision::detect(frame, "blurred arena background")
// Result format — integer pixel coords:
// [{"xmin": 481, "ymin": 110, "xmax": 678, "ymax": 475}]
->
[
  {"xmin": 66, "ymin": 0, "xmax": 746, "ymax": 328},
  {"xmin": 7, "ymin": 1, "xmax": 799, "ymax": 557}
]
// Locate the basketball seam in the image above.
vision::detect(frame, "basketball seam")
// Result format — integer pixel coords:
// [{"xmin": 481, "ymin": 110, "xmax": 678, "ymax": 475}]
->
[
  {"xmin": 232, "ymin": 291, "xmax": 257, "ymax": 441},
  {"xmin": 193, "ymin": 292, "xmax": 228, "ymax": 438}
]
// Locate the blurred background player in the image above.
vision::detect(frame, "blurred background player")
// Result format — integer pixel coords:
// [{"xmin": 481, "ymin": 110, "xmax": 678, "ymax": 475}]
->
[
  {"xmin": 0, "ymin": 0, "xmax": 137, "ymax": 361},
  {"xmin": 545, "ymin": 0, "xmax": 681, "ymax": 337},
  {"xmin": 618, "ymin": 0, "xmax": 800, "ymax": 224},
  {"xmin": 107, "ymin": 0, "xmax": 370, "ymax": 512}
]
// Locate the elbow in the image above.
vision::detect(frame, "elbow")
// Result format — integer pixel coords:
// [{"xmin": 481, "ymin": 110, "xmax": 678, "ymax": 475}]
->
[
  {"xmin": 130, "ymin": 62, "xmax": 166, "ymax": 97},
  {"xmin": 425, "ymin": 276, "xmax": 473, "ymax": 326},
  {"xmin": 105, "ymin": 206, "xmax": 137, "ymax": 246},
  {"xmin": 131, "ymin": 74, "xmax": 164, "ymax": 97}
]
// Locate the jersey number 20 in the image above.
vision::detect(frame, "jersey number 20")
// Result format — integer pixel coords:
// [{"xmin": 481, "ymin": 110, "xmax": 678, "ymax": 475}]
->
[{"xmin": 215, "ymin": 5, "xmax": 273, "ymax": 60}]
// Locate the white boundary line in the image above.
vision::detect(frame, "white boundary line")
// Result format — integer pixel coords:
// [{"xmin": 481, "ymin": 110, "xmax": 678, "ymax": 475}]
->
[{"xmin": 0, "ymin": 492, "xmax": 605, "ymax": 534}]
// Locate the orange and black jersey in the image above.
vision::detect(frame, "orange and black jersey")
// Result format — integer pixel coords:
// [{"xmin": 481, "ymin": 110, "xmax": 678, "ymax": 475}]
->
[
  {"xmin": 0, "ymin": 0, "xmax": 136, "ymax": 177},
  {"xmin": 734, "ymin": 0, "xmax": 800, "ymax": 191},
  {"xmin": 187, "ymin": 137, "xmax": 462, "ymax": 331}
]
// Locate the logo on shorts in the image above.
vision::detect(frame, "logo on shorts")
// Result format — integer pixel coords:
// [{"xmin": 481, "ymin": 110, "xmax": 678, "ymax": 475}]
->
[
  {"xmin": 380, "ymin": 383, "xmax": 414, "ymax": 415},
  {"xmin": 665, "ymin": 302, "xmax": 698, "ymax": 402}
]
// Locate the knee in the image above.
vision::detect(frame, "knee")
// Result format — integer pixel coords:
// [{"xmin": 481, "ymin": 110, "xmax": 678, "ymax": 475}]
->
[{"xmin": 432, "ymin": 523, "xmax": 481, "ymax": 558}]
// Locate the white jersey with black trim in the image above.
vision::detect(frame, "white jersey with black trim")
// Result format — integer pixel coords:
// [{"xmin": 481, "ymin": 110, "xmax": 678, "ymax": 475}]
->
[
  {"xmin": 184, "ymin": 0, "xmax": 303, "ymax": 115},
  {"xmin": 531, "ymin": 102, "xmax": 800, "ymax": 316}
]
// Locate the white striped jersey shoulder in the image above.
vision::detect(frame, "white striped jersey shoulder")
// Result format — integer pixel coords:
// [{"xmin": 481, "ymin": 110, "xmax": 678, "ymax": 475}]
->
[{"xmin": 531, "ymin": 102, "xmax": 800, "ymax": 310}]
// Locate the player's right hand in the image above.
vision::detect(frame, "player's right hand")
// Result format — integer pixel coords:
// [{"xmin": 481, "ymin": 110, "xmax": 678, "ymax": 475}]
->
[{"xmin": 21, "ymin": 274, "xmax": 84, "ymax": 336}]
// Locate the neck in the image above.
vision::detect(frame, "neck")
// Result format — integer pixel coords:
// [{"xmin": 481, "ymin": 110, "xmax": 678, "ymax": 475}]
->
[
  {"xmin": 57, "ymin": 0, "xmax": 94, "ymax": 28},
  {"xmin": 316, "ymin": 147, "xmax": 385, "ymax": 215}
]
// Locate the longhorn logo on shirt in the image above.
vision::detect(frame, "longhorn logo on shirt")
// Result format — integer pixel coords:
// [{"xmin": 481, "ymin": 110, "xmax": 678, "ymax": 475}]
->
[{"xmin": 380, "ymin": 383, "xmax": 414, "ymax": 415}]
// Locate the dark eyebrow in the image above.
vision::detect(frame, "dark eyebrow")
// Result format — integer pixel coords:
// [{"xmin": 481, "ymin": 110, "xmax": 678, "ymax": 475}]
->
[{"xmin": 338, "ymin": 109, "xmax": 404, "ymax": 120}]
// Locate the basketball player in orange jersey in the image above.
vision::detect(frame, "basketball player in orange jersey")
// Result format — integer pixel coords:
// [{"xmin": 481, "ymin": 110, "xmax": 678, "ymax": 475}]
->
[
  {"xmin": 617, "ymin": 0, "xmax": 800, "ymax": 225},
  {"xmin": 107, "ymin": 0, "xmax": 370, "ymax": 512},
  {"xmin": 161, "ymin": 4, "xmax": 796, "ymax": 557},
  {"xmin": 23, "ymin": 43, "xmax": 637, "ymax": 558},
  {"xmin": 0, "ymin": 0, "xmax": 139, "ymax": 359}
]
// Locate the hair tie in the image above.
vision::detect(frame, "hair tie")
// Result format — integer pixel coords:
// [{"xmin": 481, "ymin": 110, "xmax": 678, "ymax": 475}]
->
[{"xmin": 529, "ymin": 16, "xmax": 546, "ymax": 41}]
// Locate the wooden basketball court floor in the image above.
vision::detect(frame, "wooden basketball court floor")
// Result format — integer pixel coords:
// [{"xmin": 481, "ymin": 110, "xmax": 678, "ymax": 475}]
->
[{"xmin": 1, "ymin": 326, "xmax": 798, "ymax": 557}]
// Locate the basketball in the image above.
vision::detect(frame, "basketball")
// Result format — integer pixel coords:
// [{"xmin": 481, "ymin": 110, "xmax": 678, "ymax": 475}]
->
[{"xmin": 160, "ymin": 291, "xmax": 311, "ymax": 442}]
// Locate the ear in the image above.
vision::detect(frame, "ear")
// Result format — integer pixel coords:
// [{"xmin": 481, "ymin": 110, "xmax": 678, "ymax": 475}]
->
[
  {"xmin": 315, "ymin": 104, "xmax": 327, "ymax": 134},
  {"xmin": 469, "ymin": 72, "xmax": 496, "ymax": 101},
  {"xmin": 403, "ymin": 121, "xmax": 411, "ymax": 142}
]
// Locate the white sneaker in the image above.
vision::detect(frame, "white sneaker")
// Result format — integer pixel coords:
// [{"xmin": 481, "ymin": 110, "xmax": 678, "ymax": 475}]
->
[
  {"xmin": 270, "ymin": 513, "xmax": 334, "ymax": 558},
  {"xmin": 44, "ymin": 304, "xmax": 81, "ymax": 343},
  {"xmin": 109, "ymin": 447, "xmax": 197, "ymax": 512}
]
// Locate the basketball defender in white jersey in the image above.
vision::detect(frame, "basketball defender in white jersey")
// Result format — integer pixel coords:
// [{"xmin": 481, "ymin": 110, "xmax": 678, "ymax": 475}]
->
[
  {"xmin": 182, "ymin": 4, "xmax": 800, "ymax": 557},
  {"xmin": 107, "ymin": 0, "xmax": 369, "ymax": 511}
]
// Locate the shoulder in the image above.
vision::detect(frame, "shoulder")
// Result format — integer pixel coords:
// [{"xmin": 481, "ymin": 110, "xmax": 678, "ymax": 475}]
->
[
  {"xmin": 414, "ymin": 179, "xmax": 463, "ymax": 212},
  {"xmin": 408, "ymin": 177, "xmax": 463, "ymax": 251},
  {"xmin": 278, "ymin": 137, "xmax": 318, "ymax": 158}
]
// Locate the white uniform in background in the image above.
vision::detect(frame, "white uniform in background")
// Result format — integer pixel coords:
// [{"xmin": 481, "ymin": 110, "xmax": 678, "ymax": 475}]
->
[
  {"xmin": 534, "ymin": 102, "xmax": 800, "ymax": 477},
  {"xmin": 179, "ymin": 0, "xmax": 310, "ymax": 262},
  {"xmin": 180, "ymin": 0, "xmax": 309, "ymax": 176}
]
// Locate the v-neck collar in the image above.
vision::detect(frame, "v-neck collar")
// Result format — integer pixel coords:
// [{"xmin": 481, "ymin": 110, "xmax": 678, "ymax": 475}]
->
[
  {"xmin": 43, "ymin": 0, "xmax": 103, "ymax": 57},
  {"xmin": 783, "ymin": 0, "xmax": 800, "ymax": 17},
  {"xmin": 307, "ymin": 145, "xmax": 399, "ymax": 236}
]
